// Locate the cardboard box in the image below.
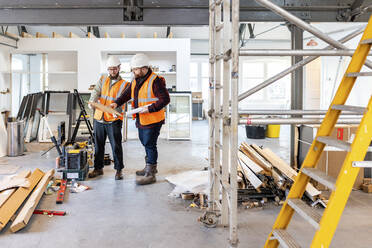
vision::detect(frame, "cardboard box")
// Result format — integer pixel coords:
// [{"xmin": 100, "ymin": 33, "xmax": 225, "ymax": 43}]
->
[
  {"xmin": 362, "ymin": 184, "xmax": 372, "ymax": 193},
  {"xmin": 299, "ymin": 125, "xmax": 364, "ymax": 190}
]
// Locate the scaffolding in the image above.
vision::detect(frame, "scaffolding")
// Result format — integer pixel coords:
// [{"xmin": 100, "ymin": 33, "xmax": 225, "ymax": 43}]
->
[{"xmin": 207, "ymin": 0, "xmax": 369, "ymax": 246}]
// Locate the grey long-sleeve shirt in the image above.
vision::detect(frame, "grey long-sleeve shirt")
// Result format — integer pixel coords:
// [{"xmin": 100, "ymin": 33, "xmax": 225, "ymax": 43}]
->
[{"xmin": 89, "ymin": 75, "xmax": 128, "ymax": 123}]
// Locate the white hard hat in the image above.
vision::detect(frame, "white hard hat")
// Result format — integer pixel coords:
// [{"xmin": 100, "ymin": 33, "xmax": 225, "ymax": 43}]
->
[
  {"xmin": 130, "ymin": 53, "xmax": 150, "ymax": 69},
  {"xmin": 106, "ymin": 56, "xmax": 121, "ymax": 68}
]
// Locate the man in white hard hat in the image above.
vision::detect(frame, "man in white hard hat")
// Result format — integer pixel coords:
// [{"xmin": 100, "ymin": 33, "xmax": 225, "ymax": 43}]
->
[
  {"xmin": 88, "ymin": 56, "xmax": 130, "ymax": 180},
  {"xmin": 110, "ymin": 53, "xmax": 170, "ymax": 185}
]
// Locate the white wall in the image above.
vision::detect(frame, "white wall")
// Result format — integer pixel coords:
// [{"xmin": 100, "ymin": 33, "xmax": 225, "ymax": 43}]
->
[
  {"xmin": 13, "ymin": 38, "xmax": 190, "ymax": 92},
  {"xmin": 0, "ymin": 46, "xmax": 11, "ymax": 112}
]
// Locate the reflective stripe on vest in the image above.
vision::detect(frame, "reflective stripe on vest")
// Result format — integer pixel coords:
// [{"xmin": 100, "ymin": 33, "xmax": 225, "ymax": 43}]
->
[
  {"xmin": 94, "ymin": 76, "xmax": 128, "ymax": 122},
  {"xmin": 131, "ymin": 72, "xmax": 165, "ymax": 126},
  {"xmin": 137, "ymin": 73, "xmax": 158, "ymax": 103}
]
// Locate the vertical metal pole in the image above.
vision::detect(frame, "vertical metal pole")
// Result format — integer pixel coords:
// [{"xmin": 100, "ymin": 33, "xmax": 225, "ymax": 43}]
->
[
  {"xmin": 290, "ymin": 25, "xmax": 304, "ymax": 168},
  {"xmin": 208, "ymin": 0, "xmax": 217, "ymax": 212},
  {"xmin": 214, "ymin": 0, "xmax": 222, "ymax": 213},
  {"xmin": 221, "ymin": 0, "xmax": 231, "ymax": 227},
  {"xmin": 230, "ymin": 0, "xmax": 239, "ymax": 246}
]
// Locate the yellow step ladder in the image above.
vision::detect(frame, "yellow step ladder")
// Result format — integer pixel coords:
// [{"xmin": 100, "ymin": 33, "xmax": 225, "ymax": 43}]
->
[{"xmin": 264, "ymin": 16, "xmax": 372, "ymax": 248}]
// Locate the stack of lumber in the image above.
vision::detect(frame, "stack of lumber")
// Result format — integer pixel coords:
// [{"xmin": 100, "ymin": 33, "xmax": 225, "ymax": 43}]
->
[
  {"xmin": 0, "ymin": 168, "xmax": 54, "ymax": 232},
  {"xmin": 237, "ymin": 142, "xmax": 321, "ymax": 204}
]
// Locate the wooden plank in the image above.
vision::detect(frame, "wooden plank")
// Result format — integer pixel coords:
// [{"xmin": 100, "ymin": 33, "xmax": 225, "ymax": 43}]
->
[
  {"xmin": 0, "ymin": 169, "xmax": 44, "ymax": 230},
  {"xmin": 5, "ymin": 32, "xmax": 19, "ymax": 39},
  {"xmin": 87, "ymin": 32, "xmax": 96, "ymax": 38},
  {"xmin": 237, "ymin": 159, "xmax": 262, "ymax": 189},
  {"xmin": 88, "ymin": 101, "xmax": 123, "ymax": 117},
  {"xmin": 238, "ymin": 151, "xmax": 263, "ymax": 174},
  {"xmin": 21, "ymin": 32, "xmax": 34, "ymax": 38},
  {"xmin": 10, "ymin": 169, "xmax": 54, "ymax": 232},
  {"xmin": 36, "ymin": 32, "xmax": 48, "ymax": 38},
  {"xmin": 69, "ymin": 32, "xmax": 80, "ymax": 38},
  {"xmin": 0, "ymin": 171, "xmax": 31, "ymax": 208},
  {"xmin": 260, "ymin": 148, "xmax": 320, "ymax": 197},
  {"xmin": 241, "ymin": 143, "xmax": 272, "ymax": 171},
  {"xmin": 0, "ymin": 178, "xmax": 30, "ymax": 192},
  {"xmin": 52, "ymin": 32, "xmax": 64, "ymax": 38}
]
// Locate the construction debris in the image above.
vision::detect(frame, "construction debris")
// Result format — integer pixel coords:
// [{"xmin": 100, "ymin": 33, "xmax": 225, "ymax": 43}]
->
[
  {"xmin": 0, "ymin": 169, "xmax": 44, "ymax": 230},
  {"xmin": 10, "ymin": 169, "xmax": 55, "ymax": 232},
  {"xmin": 237, "ymin": 142, "xmax": 321, "ymax": 207}
]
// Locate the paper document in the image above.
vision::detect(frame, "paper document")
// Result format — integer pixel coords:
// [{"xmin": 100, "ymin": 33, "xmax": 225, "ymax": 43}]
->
[{"xmin": 126, "ymin": 104, "xmax": 151, "ymax": 116}]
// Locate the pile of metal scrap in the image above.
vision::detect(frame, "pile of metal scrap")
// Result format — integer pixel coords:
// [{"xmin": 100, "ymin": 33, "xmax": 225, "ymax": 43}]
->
[{"xmin": 237, "ymin": 142, "xmax": 321, "ymax": 207}]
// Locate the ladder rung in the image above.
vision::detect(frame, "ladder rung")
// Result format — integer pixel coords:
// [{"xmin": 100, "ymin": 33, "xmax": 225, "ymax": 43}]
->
[
  {"xmin": 361, "ymin": 38, "xmax": 372, "ymax": 44},
  {"xmin": 346, "ymin": 72, "xmax": 372, "ymax": 77},
  {"xmin": 317, "ymin": 136, "xmax": 351, "ymax": 151},
  {"xmin": 332, "ymin": 104, "xmax": 366, "ymax": 114},
  {"xmin": 287, "ymin": 198, "xmax": 321, "ymax": 229},
  {"xmin": 302, "ymin": 167, "xmax": 336, "ymax": 191},
  {"xmin": 272, "ymin": 229, "xmax": 300, "ymax": 248}
]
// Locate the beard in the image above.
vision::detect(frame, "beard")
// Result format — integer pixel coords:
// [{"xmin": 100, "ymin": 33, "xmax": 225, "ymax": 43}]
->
[{"xmin": 109, "ymin": 72, "xmax": 119, "ymax": 80}]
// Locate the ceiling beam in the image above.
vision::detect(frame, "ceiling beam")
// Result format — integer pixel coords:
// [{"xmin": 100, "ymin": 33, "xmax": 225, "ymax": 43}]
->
[{"xmin": 0, "ymin": 0, "xmax": 370, "ymax": 25}]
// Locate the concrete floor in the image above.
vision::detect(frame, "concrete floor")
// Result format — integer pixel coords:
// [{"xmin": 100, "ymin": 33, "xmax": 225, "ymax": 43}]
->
[{"xmin": 1, "ymin": 121, "xmax": 372, "ymax": 248}]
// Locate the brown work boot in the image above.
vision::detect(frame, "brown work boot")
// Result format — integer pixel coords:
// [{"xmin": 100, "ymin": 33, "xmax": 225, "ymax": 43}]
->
[
  {"xmin": 135, "ymin": 156, "xmax": 149, "ymax": 176},
  {"xmin": 136, "ymin": 164, "xmax": 157, "ymax": 185},
  {"xmin": 88, "ymin": 168, "xmax": 103, "ymax": 178},
  {"xmin": 115, "ymin": 170, "xmax": 123, "ymax": 180}
]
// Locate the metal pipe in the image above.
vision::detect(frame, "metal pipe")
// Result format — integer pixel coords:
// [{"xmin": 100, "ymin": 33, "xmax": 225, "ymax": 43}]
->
[
  {"xmin": 254, "ymin": 0, "xmax": 372, "ymax": 69},
  {"xmin": 238, "ymin": 109, "xmax": 363, "ymax": 115},
  {"xmin": 207, "ymin": 0, "xmax": 216, "ymax": 213},
  {"xmin": 237, "ymin": 27, "xmax": 364, "ymax": 102},
  {"xmin": 214, "ymin": 0, "xmax": 222, "ymax": 215},
  {"xmin": 239, "ymin": 118, "xmax": 362, "ymax": 125},
  {"xmin": 229, "ymin": 0, "xmax": 239, "ymax": 246},
  {"xmin": 221, "ymin": 0, "xmax": 231, "ymax": 227},
  {"xmin": 239, "ymin": 49, "xmax": 357, "ymax": 56}
]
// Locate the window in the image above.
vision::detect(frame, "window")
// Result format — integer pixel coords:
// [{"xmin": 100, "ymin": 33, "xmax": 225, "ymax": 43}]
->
[
  {"xmin": 239, "ymin": 58, "xmax": 290, "ymax": 108},
  {"xmin": 241, "ymin": 62, "xmax": 265, "ymax": 100}
]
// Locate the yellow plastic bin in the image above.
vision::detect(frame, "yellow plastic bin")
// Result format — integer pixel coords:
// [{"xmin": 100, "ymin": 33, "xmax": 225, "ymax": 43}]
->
[{"xmin": 266, "ymin": 124, "xmax": 280, "ymax": 138}]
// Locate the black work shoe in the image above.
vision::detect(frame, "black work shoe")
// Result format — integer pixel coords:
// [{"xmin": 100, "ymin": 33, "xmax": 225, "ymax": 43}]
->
[
  {"xmin": 136, "ymin": 165, "xmax": 157, "ymax": 185},
  {"xmin": 115, "ymin": 170, "xmax": 123, "ymax": 180},
  {"xmin": 88, "ymin": 169, "xmax": 103, "ymax": 178}
]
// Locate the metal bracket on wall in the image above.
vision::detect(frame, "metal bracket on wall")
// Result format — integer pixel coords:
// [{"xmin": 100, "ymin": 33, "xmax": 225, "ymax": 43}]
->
[{"xmin": 124, "ymin": 0, "xmax": 143, "ymax": 21}]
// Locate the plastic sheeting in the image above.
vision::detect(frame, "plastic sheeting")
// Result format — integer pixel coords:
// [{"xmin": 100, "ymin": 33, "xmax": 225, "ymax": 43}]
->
[{"xmin": 165, "ymin": 170, "xmax": 209, "ymax": 197}]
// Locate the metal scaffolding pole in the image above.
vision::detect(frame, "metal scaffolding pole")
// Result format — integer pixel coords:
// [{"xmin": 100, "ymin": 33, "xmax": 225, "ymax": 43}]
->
[
  {"xmin": 239, "ymin": 117, "xmax": 362, "ymax": 125},
  {"xmin": 238, "ymin": 109, "xmax": 363, "ymax": 115},
  {"xmin": 221, "ymin": 0, "xmax": 231, "ymax": 227},
  {"xmin": 229, "ymin": 0, "xmax": 239, "ymax": 246},
  {"xmin": 254, "ymin": 0, "xmax": 372, "ymax": 70},
  {"xmin": 214, "ymin": 0, "xmax": 223, "ymax": 219},
  {"xmin": 237, "ymin": 27, "xmax": 364, "ymax": 102},
  {"xmin": 208, "ymin": 0, "xmax": 217, "ymax": 213},
  {"xmin": 239, "ymin": 49, "xmax": 358, "ymax": 56}
]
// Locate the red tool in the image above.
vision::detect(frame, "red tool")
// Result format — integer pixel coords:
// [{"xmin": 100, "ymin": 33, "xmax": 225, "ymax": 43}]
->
[
  {"xmin": 33, "ymin": 210, "xmax": 66, "ymax": 216},
  {"xmin": 56, "ymin": 179, "xmax": 67, "ymax": 204}
]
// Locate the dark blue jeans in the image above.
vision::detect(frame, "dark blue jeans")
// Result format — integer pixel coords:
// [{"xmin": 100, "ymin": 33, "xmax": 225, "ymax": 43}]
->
[
  {"xmin": 138, "ymin": 125, "xmax": 162, "ymax": 165},
  {"xmin": 94, "ymin": 120, "xmax": 124, "ymax": 170}
]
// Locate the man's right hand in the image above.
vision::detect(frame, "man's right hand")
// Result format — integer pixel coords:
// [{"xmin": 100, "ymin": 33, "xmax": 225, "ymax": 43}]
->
[
  {"xmin": 110, "ymin": 103, "xmax": 118, "ymax": 109},
  {"xmin": 88, "ymin": 103, "xmax": 94, "ymax": 110}
]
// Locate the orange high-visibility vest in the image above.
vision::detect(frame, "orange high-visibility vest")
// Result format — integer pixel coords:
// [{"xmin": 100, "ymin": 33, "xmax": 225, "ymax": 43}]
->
[
  {"xmin": 94, "ymin": 76, "xmax": 129, "ymax": 122},
  {"xmin": 131, "ymin": 72, "xmax": 165, "ymax": 126}
]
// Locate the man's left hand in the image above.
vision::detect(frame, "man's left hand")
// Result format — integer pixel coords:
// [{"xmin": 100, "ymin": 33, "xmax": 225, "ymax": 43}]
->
[{"xmin": 139, "ymin": 106, "xmax": 149, "ymax": 114}]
